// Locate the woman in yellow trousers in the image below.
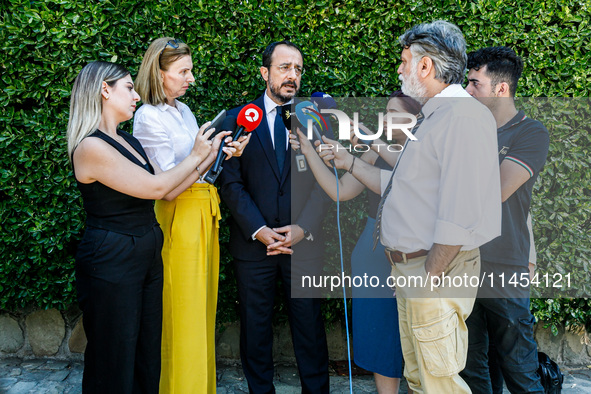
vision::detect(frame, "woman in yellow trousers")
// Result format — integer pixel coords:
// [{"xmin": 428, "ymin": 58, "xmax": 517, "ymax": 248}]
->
[
  {"xmin": 133, "ymin": 37, "xmax": 250, "ymax": 393},
  {"xmin": 156, "ymin": 183, "xmax": 220, "ymax": 391}
]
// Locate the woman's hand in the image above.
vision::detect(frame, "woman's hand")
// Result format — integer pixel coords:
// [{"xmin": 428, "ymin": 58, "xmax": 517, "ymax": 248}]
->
[
  {"xmin": 212, "ymin": 131, "xmax": 234, "ymax": 160},
  {"xmin": 191, "ymin": 122, "xmax": 215, "ymax": 161},
  {"xmin": 289, "ymin": 131, "xmax": 300, "ymax": 151},
  {"xmin": 226, "ymin": 133, "xmax": 251, "ymax": 159},
  {"xmin": 294, "ymin": 129, "xmax": 315, "ymax": 155},
  {"xmin": 317, "ymin": 135, "xmax": 353, "ymax": 170}
]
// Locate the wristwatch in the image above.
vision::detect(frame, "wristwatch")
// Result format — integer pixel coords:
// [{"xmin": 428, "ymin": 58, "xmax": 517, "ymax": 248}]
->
[{"xmin": 301, "ymin": 227, "xmax": 314, "ymax": 242}]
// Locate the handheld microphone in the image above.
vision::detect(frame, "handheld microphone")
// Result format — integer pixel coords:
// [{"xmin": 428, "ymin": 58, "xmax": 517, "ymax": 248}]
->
[
  {"xmin": 204, "ymin": 104, "xmax": 263, "ymax": 184},
  {"xmin": 311, "ymin": 91, "xmax": 340, "ymax": 135},
  {"xmin": 295, "ymin": 101, "xmax": 335, "ymax": 168},
  {"xmin": 309, "ymin": 93, "xmax": 353, "ymax": 391},
  {"xmin": 280, "ymin": 104, "xmax": 309, "ymax": 172},
  {"xmin": 311, "ymin": 93, "xmax": 355, "ymax": 391},
  {"xmin": 311, "ymin": 92, "xmax": 337, "ymax": 110},
  {"xmin": 204, "ymin": 115, "xmax": 236, "ymax": 184},
  {"xmin": 314, "ymin": 91, "xmax": 374, "ymax": 143},
  {"xmin": 280, "ymin": 104, "xmax": 302, "ymax": 132},
  {"xmin": 295, "ymin": 101, "xmax": 327, "ymax": 143}
]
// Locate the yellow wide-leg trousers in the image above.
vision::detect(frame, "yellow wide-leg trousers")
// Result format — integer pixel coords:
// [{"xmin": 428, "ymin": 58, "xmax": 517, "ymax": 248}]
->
[{"xmin": 156, "ymin": 183, "xmax": 221, "ymax": 394}]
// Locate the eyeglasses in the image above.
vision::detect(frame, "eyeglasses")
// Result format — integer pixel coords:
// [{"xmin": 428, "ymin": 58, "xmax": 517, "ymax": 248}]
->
[
  {"xmin": 160, "ymin": 39, "xmax": 184, "ymax": 57},
  {"xmin": 270, "ymin": 64, "xmax": 304, "ymax": 76}
]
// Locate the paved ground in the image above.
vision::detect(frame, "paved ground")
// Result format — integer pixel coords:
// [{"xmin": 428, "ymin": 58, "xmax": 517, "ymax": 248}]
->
[{"xmin": 1, "ymin": 357, "xmax": 591, "ymax": 393}]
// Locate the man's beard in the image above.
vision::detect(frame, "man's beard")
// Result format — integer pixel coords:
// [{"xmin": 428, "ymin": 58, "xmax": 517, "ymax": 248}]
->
[
  {"xmin": 400, "ymin": 63, "xmax": 428, "ymax": 104},
  {"xmin": 269, "ymin": 76, "xmax": 299, "ymax": 104},
  {"xmin": 478, "ymin": 95, "xmax": 499, "ymax": 113}
]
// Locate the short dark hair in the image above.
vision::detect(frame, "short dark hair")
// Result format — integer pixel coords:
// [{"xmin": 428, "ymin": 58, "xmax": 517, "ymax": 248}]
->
[
  {"xmin": 262, "ymin": 41, "xmax": 303, "ymax": 68},
  {"xmin": 467, "ymin": 46, "xmax": 523, "ymax": 97}
]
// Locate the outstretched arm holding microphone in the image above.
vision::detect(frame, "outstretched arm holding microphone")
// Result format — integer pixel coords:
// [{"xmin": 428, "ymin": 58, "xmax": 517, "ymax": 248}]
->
[
  {"xmin": 315, "ymin": 134, "xmax": 384, "ymax": 195},
  {"xmin": 289, "ymin": 129, "xmax": 376, "ymax": 201},
  {"xmin": 289, "ymin": 92, "xmax": 421, "ymax": 198}
]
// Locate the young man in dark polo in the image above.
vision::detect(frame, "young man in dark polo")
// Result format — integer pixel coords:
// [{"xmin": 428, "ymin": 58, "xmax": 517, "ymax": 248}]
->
[{"xmin": 462, "ymin": 46, "xmax": 550, "ymax": 393}]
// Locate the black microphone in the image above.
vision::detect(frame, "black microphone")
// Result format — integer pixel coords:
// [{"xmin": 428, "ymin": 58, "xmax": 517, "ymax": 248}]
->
[
  {"xmin": 204, "ymin": 116, "xmax": 237, "ymax": 184},
  {"xmin": 280, "ymin": 104, "xmax": 302, "ymax": 132},
  {"xmin": 204, "ymin": 104, "xmax": 263, "ymax": 184},
  {"xmin": 311, "ymin": 92, "xmax": 338, "ymax": 131},
  {"xmin": 280, "ymin": 104, "xmax": 309, "ymax": 172}
]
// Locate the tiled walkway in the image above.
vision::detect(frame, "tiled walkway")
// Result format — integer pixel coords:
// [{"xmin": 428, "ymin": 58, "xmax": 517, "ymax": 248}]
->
[{"xmin": 1, "ymin": 357, "xmax": 590, "ymax": 393}]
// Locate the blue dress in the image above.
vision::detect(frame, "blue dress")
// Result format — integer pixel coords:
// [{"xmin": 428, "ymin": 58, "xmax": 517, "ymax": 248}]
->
[{"xmin": 351, "ymin": 158, "xmax": 403, "ymax": 378}]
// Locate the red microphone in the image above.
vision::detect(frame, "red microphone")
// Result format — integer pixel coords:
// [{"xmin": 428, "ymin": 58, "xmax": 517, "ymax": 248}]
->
[
  {"xmin": 204, "ymin": 104, "xmax": 263, "ymax": 184},
  {"xmin": 236, "ymin": 103, "xmax": 263, "ymax": 134}
]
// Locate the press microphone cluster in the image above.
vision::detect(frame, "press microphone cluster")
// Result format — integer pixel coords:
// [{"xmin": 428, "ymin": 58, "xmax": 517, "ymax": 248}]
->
[
  {"xmin": 275, "ymin": 94, "xmax": 337, "ymax": 172},
  {"xmin": 204, "ymin": 103, "xmax": 263, "ymax": 184},
  {"xmin": 294, "ymin": 97, "xmax": 335, "ymax": 168}
]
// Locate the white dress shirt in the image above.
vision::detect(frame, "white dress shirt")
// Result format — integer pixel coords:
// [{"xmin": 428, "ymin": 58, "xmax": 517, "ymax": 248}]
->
[
  {"xmin": 263, "ymin": 92, "xmax": 290, "ymax": 151},
  {"xmin": 380, "ymin": 84, "xmax": 501, "ymax": 252},
  {"xmin": 133, "ymin": 100, "xmax": 200, "ymax": 175}
]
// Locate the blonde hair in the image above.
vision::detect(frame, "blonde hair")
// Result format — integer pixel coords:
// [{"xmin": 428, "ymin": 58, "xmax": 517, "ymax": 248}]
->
[
  {"xmin": 135, "ymin": 37, "xmax": 191, "ymax": 105},
  {"xmin": 66, "ymin": 61, "xmax": 129, "ymax": 160}
]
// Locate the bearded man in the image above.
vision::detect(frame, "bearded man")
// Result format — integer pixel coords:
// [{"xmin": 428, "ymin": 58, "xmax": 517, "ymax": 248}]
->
[
  {"xmin": 320, "ymin": 21, "xmax": 501, "ymax": 392},
  {"xmin": 219, "ymin": 41, "xmax": 330, "ymax": 393}
]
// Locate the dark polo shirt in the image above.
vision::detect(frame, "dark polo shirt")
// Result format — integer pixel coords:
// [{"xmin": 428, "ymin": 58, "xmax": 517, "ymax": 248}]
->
[{"xmin": 480, "ymin": 110, "xmax": 549, "ymax": 266}]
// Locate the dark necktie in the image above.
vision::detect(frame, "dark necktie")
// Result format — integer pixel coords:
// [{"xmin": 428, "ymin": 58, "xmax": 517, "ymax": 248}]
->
[
  {"xmin": 372, "ymin": 111, "xmax": 425, "ymax": 250},
  {"xmin": 274, "ymin": 105, "xmax": 287, "ymax": 173}
]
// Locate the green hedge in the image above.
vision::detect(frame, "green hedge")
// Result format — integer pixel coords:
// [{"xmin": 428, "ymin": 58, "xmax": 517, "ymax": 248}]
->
[{"xmin": 1, "ymin": 0, "xmax": 590, "ymax": 332}]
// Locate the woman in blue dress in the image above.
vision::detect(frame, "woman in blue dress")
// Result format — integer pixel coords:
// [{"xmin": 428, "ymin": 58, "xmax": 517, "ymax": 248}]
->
[{"xmin": 290, "ymin": 92, "xmax": 421, "ymax": 393}]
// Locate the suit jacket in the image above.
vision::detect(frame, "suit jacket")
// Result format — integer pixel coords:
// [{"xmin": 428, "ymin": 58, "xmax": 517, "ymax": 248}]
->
[{"xmin": 219, "ymin": 93, "xmax": 331, "ymax": 262}]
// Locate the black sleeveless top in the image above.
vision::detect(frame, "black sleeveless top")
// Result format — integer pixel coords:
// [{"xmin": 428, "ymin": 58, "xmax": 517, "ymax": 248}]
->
[{"xmin": 75, "ymin": 130, "xmax": 158, "ymax": 236}]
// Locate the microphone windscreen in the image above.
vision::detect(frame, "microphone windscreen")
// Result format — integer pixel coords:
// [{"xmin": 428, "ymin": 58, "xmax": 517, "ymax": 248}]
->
[
  {"xmin": 295, "ymin": 101, "xmax": 320, "ymax": 128},
  {"xmin": 220, "ymin": 115, "xmax": 237, "ymax": 132},
  {"xmin": 311, "ymin": 92, "xmax": 337, "ymax": 110},
  {"xmin": 236, "ymin": 103, "xmax": 263, "ymax": 132},
  {"xmin": 280, "ymin": 105, "xmax": 302, "ymax": 132}
]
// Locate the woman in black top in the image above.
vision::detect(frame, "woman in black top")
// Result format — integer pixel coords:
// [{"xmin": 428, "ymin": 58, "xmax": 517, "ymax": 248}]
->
[{"xmin": 66, "ymin": 61, "xmax": 230, "ymax": 393}]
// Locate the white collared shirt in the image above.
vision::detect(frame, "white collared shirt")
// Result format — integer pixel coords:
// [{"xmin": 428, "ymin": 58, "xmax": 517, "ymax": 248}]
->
[
  {"xmin": 263, "ymin": 92, "xmax": 290, "ymax": 151},
  {"xmin": 380, "ymin": 84, "xmax": 501, "ymax": 252},
  {"xmin": 133, "ymin": 100, "xmax": 199, "ymax": 172}
]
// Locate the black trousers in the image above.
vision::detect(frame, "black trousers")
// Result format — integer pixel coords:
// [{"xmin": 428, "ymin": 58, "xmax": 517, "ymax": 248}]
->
[
  {"xmin": 488, "ymin": 341, "xmax": 505, "ymax": 394},
  {"xmin": 75, "ymin": 226, "xmax": 163, "ymax": 394},
  {"xmin": 234, "ymin": 254, "xmax": 329, "ymax": 394},
  {"xmin": 460, "ymin": 261, "xmax": 543, "ymax": 394}
]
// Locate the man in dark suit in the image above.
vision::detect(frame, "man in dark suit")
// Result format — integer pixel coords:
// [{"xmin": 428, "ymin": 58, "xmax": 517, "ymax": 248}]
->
[{"xmin": 219, "ymin": 41, "xmax": 330, "ymax": 393}]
